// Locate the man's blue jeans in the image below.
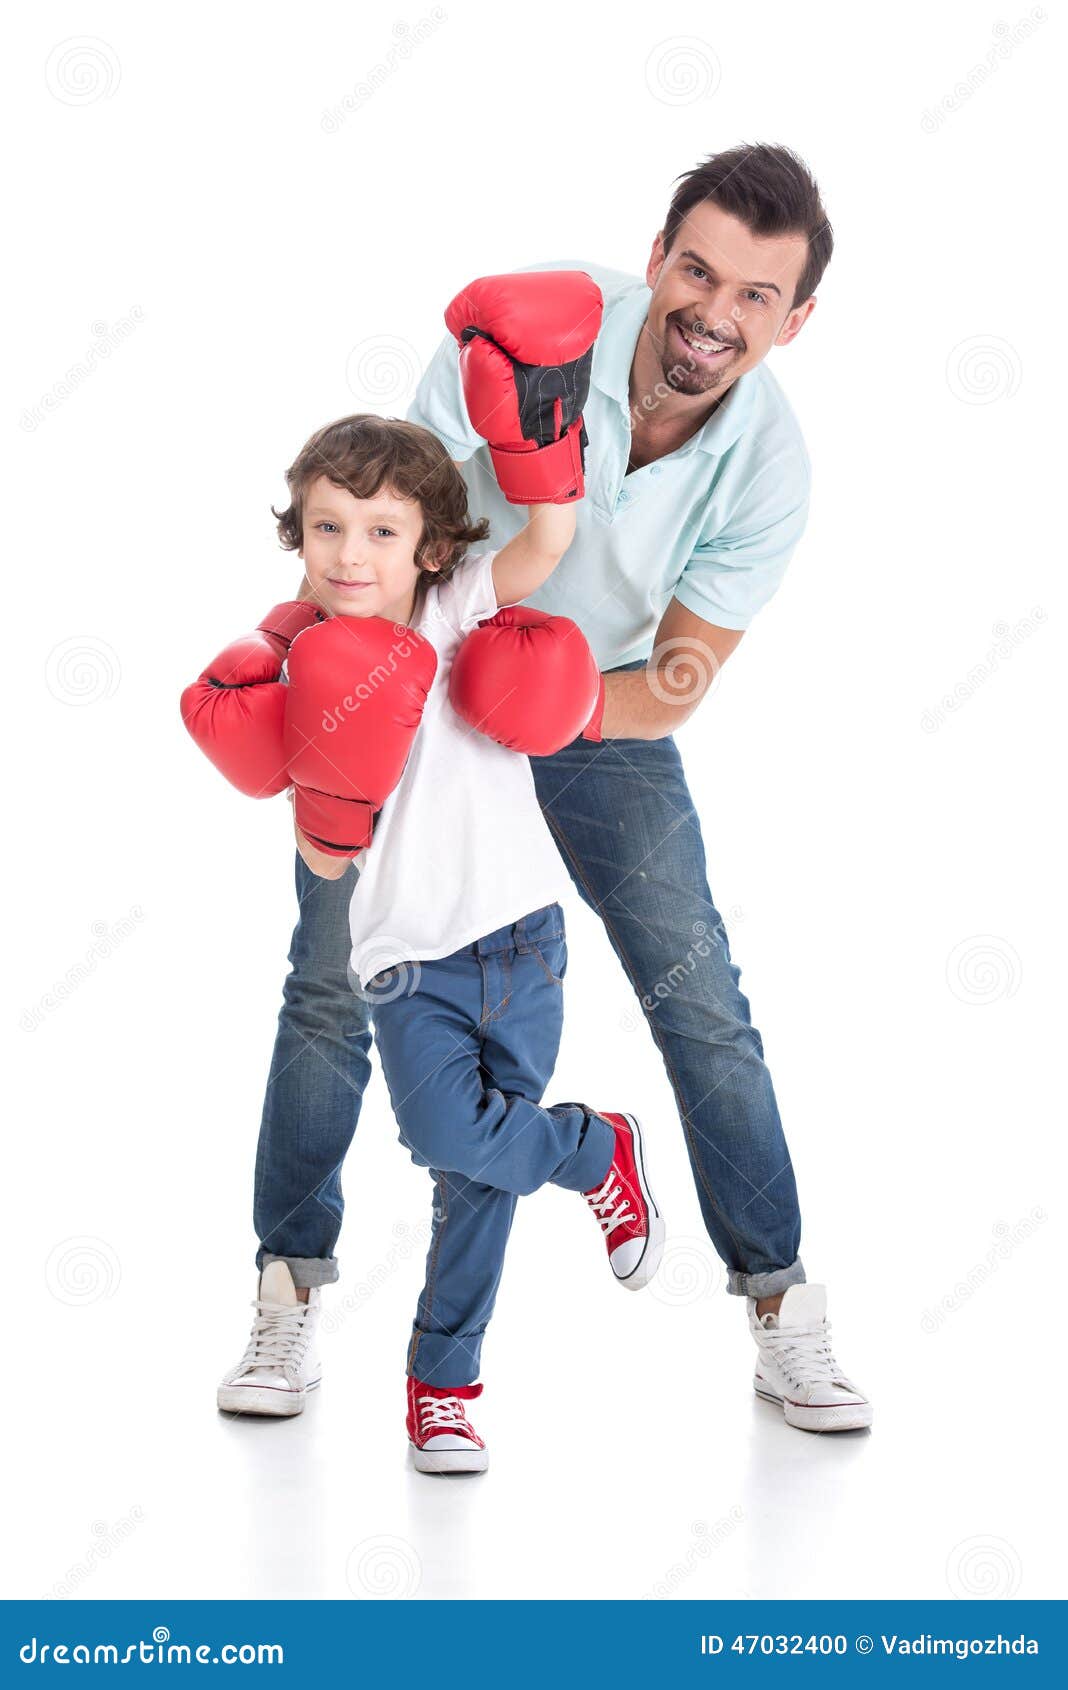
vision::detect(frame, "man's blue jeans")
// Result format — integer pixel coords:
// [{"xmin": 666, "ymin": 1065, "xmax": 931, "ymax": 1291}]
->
[
  {"xmin": 254, "ymin": 683, "xmax": 804, "ymax": 1302},
  {"xmin": 360, "ymin": 902, "xmax": 614, "ymax": 1385}
]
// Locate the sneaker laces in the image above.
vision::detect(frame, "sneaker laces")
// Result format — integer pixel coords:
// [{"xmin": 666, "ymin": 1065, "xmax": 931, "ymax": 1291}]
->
[
  {"xmin": 584, "ymin": 1165, "xmax": 636, "ymax": 1238},
  {"xmin": 417, "ymin": 1394, "xmax": 476, "ymax": 1435},
  {"xmin": 758, "ymin": 1315, "xmax": 843, "ymax": 1388},
  {"xmin": 235, "ymin": 1297, "xmax": 311, "ymax": 1377}
]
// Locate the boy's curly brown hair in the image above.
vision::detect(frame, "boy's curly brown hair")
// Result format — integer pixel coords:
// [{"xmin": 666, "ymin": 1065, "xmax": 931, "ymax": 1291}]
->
[{"xmin": 272, "ymin": 413, "xmax": 489, "ymax": 588}]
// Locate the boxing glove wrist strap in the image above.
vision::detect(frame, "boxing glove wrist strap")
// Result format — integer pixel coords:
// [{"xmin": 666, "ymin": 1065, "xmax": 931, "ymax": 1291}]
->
[
  {"xmin": 488, "ymin": 424, "xmax": 586, "ymax": 505},
  {"xmin": 293, "ymin": 787, "xmax": 376, "ymax": 857},
  {"xmin": 257, "ymin": 601, "xmax": 326, "ymax": 650},
  {"xmin": 581, "ymin": 672, "xmax": 606, "ymax": 742}
]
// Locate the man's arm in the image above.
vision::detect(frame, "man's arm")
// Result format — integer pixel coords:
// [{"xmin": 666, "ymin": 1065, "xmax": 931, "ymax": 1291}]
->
[{"xmin": 600, "ymin": 597, "xmax": 745, "ymax": 741}]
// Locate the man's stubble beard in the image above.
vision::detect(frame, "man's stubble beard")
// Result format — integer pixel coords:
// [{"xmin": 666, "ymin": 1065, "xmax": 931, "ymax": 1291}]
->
[{"xmin": 660, "ymin": 352, "xmax": 736, "ymax": 397}]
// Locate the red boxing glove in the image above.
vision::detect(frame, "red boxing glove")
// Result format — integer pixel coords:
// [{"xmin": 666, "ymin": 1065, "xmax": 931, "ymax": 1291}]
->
[
  {"xmin": 180, "ymin": 600, "xmax": 325, "ymax": 797},
  {"xmin": 284, "ymin": 617, "xmax": 437, "ymax": 856},
  {"xmin": 445, "ymin": 271, "xmax": 603, "ymax": 505},
  {"xmin": 448, "ymin": 607, "xmax": 603, "ymax": 757}
]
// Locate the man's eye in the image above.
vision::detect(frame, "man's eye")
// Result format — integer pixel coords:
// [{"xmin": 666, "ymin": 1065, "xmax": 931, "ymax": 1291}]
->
[
  {"xmin": 688, "ymin": 265, "xmax": 709, "ymax": 282},
  {"xmin": 745, "ymin": 290, "xmax": 768, "ymax": 305}
]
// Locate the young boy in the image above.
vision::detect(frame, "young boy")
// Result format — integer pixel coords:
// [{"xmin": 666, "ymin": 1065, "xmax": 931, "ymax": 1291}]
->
[{"xmin": 185, "ymin": 273, "xmax": 666, "ymax": 1471}]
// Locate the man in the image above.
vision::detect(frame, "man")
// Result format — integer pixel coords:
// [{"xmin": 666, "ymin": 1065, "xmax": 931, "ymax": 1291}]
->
[{"xmin": 249, "ymin": 142, "xmax": 872, "ymax": 1435}]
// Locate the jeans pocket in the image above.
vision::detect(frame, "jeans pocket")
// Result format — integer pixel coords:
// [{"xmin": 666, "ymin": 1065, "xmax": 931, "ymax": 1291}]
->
[{"xmin": 531, "ymin": 937, "xmax": 567, "ymax": 986}]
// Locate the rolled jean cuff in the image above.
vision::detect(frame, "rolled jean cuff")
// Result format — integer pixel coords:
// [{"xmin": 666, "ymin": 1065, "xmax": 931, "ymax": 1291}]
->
[
  {"xmin": 257, "ymin": 1251, "xmax": 339, "ymax": 1289},
  {"xmin": 556, "ymin": 1105, "xmax": 616, "ymax": 1193},
  {"xmin": 726, "ymin": 1257, "xmax": 805, "ymax": 1299},
  {"xmin": 407, "ymin": 1329, "xmax": 481, "ymax": 1389}
]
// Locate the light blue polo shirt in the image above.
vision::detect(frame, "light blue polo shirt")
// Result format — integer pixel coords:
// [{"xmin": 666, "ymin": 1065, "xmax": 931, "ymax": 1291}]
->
[{"xmin": 406, "ymin": 260, "xmax": 811, "ymax": 668}]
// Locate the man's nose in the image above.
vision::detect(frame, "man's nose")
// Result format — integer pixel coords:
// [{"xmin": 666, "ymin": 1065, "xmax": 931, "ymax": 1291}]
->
[{"xmin": 689, "ymin": 290, "xmax": 736, "ymax": 335}]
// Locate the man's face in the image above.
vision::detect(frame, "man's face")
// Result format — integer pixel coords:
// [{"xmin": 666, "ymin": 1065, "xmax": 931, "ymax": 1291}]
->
[
  {"xmin": 299, "ymin": 475, "xmax": 435, "ymax": 622},
  {"xmin": 642, "ymin": 200, "xmax": 816, "ymax": 400}
]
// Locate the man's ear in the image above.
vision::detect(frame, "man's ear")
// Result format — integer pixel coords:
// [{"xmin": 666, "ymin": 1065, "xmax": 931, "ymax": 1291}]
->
[
  {"xmin": 775, "ymin": 294, "xmax": 817, "ymax": 349},
  {"xmin": 645, "ymin": 230, "xmax": 667, "ymax": 290}
]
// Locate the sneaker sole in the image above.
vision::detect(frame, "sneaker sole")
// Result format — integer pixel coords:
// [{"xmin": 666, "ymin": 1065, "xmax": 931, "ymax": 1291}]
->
[
  {"xmin": 410, "ymin": 1441, "xmax": 488, "ymax": 1475},
  {"xmin": 754, "ymin": 1382, "xmax": 872, "ymax": 1433},
  {"xmin": 613, "ymin": 1112, "xmax": 666, "ymax": 1292},
  {"xmin": 217, "ymin": 1376, "xmax": 321, "ymax": 1418}
]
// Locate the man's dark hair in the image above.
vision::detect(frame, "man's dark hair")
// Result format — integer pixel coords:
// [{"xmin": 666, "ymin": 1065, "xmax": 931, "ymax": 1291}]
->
[{"xmin": 663, "ymin": 143, "xmax": 833, "ymax": 309}]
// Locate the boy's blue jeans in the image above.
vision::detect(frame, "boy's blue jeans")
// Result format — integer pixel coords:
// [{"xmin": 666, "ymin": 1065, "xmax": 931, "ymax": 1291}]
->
[
  {"xmin": 254, "ymin": 684, "xmax": 804, "ymax": 1322},
  {"xmin": 360, "ymin": 902, "xmax": 614, "ymax": 1385}
]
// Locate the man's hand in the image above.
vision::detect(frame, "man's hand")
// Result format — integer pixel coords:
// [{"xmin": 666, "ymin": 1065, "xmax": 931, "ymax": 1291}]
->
[{"xmin": 598, "ymin": 599, "xmax": 745, "ymax": 740}]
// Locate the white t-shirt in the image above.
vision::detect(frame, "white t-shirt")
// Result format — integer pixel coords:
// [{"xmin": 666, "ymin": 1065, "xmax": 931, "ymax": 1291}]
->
[{"xmin": 346, "ymin": 550, "xmax": 572, "ymax": 988}]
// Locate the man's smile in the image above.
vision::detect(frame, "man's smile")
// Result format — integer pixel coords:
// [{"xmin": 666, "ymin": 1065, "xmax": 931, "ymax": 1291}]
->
[{"xmin": 672, "ymin": 318, "xmax": 741, "ymax": 362}]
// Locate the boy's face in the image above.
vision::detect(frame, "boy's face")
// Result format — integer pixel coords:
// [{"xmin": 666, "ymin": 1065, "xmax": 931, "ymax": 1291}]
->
[{"xmin": 299, "ymin": 475, "xmax": 437, "ymax": 622}]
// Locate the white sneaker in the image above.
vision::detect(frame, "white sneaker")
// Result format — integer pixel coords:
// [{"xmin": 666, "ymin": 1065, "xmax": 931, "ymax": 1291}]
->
[
  {"xmin": 749, "ymin": 1284, "xmax": 872, "ymax": 1432},
  {"xmin": 217, "ymin": 1261, "xmax": 322, "ymax": 1417}
]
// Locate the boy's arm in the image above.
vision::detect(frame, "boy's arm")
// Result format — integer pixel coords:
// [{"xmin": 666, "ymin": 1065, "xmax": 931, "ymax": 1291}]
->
[
  {"xmin": 490, "ymin": 503, "xmax": 576, "ymax": 607},
  {"xmin": 288, "ymin": 792, "xmax": 353, "ymax": 879}
]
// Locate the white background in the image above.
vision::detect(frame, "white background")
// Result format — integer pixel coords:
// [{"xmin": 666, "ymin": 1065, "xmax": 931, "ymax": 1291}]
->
[{"xmin": 6, "ymin": 0, "xmax": 1064, "ymax": 1603}]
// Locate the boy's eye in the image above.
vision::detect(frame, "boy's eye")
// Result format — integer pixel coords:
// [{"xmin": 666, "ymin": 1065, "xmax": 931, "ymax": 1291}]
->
[
  {"xmin": 316, "ymin": 521, "xmax": 339, "ymax": 534},
  {"xmin": 373, "ymin": 527, "xmax": 396, "ymax": 539}
]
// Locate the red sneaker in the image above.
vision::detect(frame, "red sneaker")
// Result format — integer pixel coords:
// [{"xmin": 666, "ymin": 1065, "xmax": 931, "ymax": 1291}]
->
[
  {"xmin": 583, "ymin": 1111, "xmax": 665, "ymax": 1290},
  {"xmin": 406, "ymin": 1376, "xmax": 489, "ymax": 1474}
]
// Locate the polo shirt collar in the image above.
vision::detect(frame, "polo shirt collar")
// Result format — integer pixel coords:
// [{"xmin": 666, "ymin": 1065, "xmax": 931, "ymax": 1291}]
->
[{"xmin": 592, "ymin": 283, "xmax": 757, "ymax": 455}]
